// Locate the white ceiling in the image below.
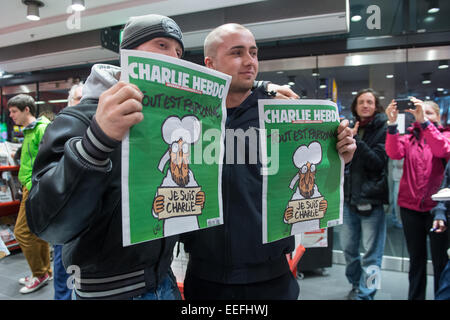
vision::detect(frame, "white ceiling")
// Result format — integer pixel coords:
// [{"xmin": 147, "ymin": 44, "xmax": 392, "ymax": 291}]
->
[
  {"xmin": 0, "ymin": 0, "xmax": 264, "ymax": 48},
  {"xmin": 0, "ymin": 0, "xmax": 349, "ymax": 74}
]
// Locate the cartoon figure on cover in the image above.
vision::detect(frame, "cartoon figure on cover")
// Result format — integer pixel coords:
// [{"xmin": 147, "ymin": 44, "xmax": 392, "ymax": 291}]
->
[
  {"xmin": 152, "ymin": 115, "xmax": 205, "ymax": 236},
  {"xmin": 284, "ymin": 141, "xmax": 328, "ymax": 235}
]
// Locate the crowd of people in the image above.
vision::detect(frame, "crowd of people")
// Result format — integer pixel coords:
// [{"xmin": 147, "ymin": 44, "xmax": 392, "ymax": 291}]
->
[{"xmin": 2, "ymin": 13, "xmax": 449, "ymax": 301}]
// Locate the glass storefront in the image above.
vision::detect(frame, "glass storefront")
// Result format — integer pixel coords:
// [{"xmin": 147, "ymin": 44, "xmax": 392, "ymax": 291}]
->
[
  {"xmin": 258, "ymin": 45, "xmax": 450, "ymax": 272},
  {"xmin": 1, "ymin": 79, "xmax": 80, "ymax": 141}
]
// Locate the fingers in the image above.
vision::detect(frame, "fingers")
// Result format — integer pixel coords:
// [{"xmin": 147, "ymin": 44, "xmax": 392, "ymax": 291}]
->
[
  {"xmin": 153, "ymin": 196, "xmax": 165, "ymax": 213},
  {"xmin": 196, "ymin": 191, "xmax": 205, "ymax": 207},
  {"xmin": 268, "ymin": 83, "xmax": 300, "ymax": 99},
  {"xmin": 434, "ymin": 220, "xmax": 448, "ymax": 233},
  {"xmin": 285, "ymin": 207, "xmax": 293, "ymax": 220},
  {"xmin": 96, "ymin": 82, "xmax": 144, "ymax": 141},
  {"xmin": 353, "ymin": 121, "xmax": 360, "ymax": 134},
  {"xmin": 337, "ymin": 120, "xmax": 352, "ymax": 139}
]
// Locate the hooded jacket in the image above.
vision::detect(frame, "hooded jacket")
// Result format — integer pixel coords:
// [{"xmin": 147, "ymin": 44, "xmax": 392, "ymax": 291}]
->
[
  {"xmin": 26, "ymin": 64, "xmax": 177, "ymax": 300},
  {"xmin": 182, "ymin": 86, "xmax": 295, "ymax": 284},
  {"xmin": 19, "ymin": 116, "xmax": 50, "ymax": 190},
  {"xmin": 344, "ymin": 112, "xmax": 389, "ymax": 207},
  {"xmin": 386, "ymin": 120, "xmax": 450, "ymax": 212}
]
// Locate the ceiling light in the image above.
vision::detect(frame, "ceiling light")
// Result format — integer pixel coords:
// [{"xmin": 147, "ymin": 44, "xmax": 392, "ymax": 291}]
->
[
  {"xmin": 437, "ymin": 88, "xmax": 444, "ymax": 91},
  {"xmin": 428, "ymin": 0, "xmax": 440, "ymax": 14},
  {"xmin": 71, "ymin": 0, "xmax": 86, "ymax": 12},
  {"xmin": 438, "ymin": 60, "xmax": 449, "ymax": 69},
  {"xmin": 48, "ymin": 99, "xmax": 69, "ymax": 104},
  {"xmin": 350, "ymin": 5, "xmax": 363, "ymax": 23},
  {"xmin": 22, "ymin": 0, "xmax": 44, "ymax": 21},
  {"xmin": 319, "ymin": 78, "xmax": 327, "ymax": 89},
  {"xmin": 351, "ymin": 15, "xmax": 362, "ymax": 22},
  {"xmin": 351, "ymin": 91, "xmax": 358, "ymax": 95},
  {"xmin": 312, "ymin": 68, "xmax": 320, "ymax": 77},
  {"xmin": 386, "ymin": 74, "xmax": 394, "ymax": 79},
  {"xmin": 422, "ymin": 73, "xmax": 432, "ymax": 84},
  {"xmin": 276, "ymin": 71, "xmax": 284, "ymax": 74},
  {"xmin": 287, "ymin": 75, "xmax": 295, "ymax": 86}
]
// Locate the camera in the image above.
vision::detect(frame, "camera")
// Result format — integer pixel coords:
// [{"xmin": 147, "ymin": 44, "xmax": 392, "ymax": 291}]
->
[{"xmin": 395, "ymin": 98, "xmax": 415, "ymax": 112}]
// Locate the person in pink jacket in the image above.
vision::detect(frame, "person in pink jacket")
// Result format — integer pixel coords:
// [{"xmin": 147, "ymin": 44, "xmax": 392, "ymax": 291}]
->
[{"xmin": 385, "ymin": 97, "xmax": 450, "ymax": 300}]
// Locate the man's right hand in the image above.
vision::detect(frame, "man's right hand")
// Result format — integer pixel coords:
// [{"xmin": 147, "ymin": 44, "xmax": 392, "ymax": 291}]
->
[{"xmin": 95, "ymin": 81, "xmax": 144, "ymax": 141}]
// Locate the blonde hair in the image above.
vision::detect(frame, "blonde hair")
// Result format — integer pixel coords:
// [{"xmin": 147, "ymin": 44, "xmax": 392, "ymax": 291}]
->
[{"xmin": 423, "ymin": 100, "xmax": 441, "ymax": 120}]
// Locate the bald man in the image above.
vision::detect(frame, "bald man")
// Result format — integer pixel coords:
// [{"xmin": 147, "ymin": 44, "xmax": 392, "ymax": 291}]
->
[{"xmin": 182, "ymin": 24, "xmax": 356, "ymax": 300}]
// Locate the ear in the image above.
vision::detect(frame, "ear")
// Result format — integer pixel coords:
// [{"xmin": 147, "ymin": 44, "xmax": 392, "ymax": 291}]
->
[{"xmin": 204, "ymin": 56, "xmax": 215, "ymax": 69}]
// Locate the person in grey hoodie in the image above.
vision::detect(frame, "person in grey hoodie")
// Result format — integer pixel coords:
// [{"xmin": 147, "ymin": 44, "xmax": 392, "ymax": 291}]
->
[{"xmin": 26, "ymin": 14, "xmax": 185, "ymax": 300}]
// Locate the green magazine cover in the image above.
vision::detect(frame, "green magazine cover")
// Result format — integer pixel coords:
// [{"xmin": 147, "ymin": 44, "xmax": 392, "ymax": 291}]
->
[
  {"xmin": 121, "ymin": 50, "xmax": 231, "ymax": 246},
  {"xmin": 258, "ymin": 99, "xmax": 344, "ymax": 244}
]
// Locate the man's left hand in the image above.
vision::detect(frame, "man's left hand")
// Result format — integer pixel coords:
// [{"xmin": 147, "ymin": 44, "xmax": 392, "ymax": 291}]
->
[{"xmin": 266, "ymin": 83, "xmax": 299, "ymax": 99}]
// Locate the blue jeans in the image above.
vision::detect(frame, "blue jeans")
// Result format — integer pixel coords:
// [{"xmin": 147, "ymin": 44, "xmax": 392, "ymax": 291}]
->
[
  {"xmin": 53, "ymin": 245, "xmax": 72, "ymax": 300},
  {"xmin": 132, "ymin": 270, "xmax": 181, "ymax": 300},
  {"xmin": 340, "ymin": 203, "xmax": 386, "ymax": 300}
]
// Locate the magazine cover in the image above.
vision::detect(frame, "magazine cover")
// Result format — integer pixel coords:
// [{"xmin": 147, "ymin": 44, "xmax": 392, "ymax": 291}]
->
[
  {"xmin": 121, "ymin": 50, "xmax": 231, "ymax": 246},
  {"xmin": 259, "ymin": 99, "xmax": 344, "ymax": 243}
]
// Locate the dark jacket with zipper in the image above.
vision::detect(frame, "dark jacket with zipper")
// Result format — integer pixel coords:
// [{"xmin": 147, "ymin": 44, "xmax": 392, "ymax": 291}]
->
[
  {"xmin": 344, "ymin": 112, "xmax": 389, "ymax": 207},
  {"xmin": 182, "ymin": 85, "xmax": 295, "ymax": 284},
  {"xmin": 25, "ymin": 64, "xmax": 177, "ymax": 300}
]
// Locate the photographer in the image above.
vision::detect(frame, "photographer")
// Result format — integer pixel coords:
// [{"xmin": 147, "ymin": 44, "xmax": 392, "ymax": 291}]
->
[{"xmin": 385, "ymin": 97, "xmax": 450, "ymax": 300}]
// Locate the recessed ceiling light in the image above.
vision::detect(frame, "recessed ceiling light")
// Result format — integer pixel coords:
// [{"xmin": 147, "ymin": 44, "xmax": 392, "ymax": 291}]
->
[
  {"xmin": 438, "ymin": 60, "xmax": 449, "ymax": 69},
  {"xmin": 351, "ymin": 15, "xmax": 362, "ymax": 22},
  {"xmin": 71, "ymin": 0, "xmax": 86, "ymax": 11},
  {"xmin": 422, "ymin": 72, "xmax": 432, "ymax": 84},
  {"xmin": 312, "ymin": 68, "xmax": 320, "ymax": 77}
]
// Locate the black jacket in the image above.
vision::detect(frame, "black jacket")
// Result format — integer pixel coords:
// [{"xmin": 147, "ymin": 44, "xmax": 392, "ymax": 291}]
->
[
  {"xmin": 344, "ymin": 112, "xmax": 389, "ymax": 206},
  {"xmin": 26, "ymin": 101, "xmax": 177, "ymax": 300},
  {"xmin": 182, "ymin": 86, "xmax": 295, "ymax": 284}
]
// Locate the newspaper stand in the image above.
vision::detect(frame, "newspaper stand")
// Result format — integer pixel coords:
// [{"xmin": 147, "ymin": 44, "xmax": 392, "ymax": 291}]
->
[{"xmin": 0, "ymin": 165, "xmax": 20, "ymax": 251}]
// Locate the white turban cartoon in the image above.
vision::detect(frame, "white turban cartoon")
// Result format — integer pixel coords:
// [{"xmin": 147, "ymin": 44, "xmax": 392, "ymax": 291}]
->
[
  {"xmin": 158, "ymin": 115, "xmax": 201, "ymax": 172},
  {"xmin": 289, "ymin": 141, "xmax": 322, "ymax": 190}
]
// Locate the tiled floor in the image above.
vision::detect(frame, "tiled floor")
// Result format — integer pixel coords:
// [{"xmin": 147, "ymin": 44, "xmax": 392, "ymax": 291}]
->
[{"xmin": 0, "ymin": 250, "xmax": 435, "ymax": 300}]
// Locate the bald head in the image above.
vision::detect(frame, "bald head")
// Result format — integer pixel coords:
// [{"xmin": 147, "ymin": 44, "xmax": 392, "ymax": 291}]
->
[
  {"xmin": 204, "ymin": 23, "xmax": 253, "ymax": 58},
  {"xmin": 204, "ymin": 23, "xmax": 258, "ymax": 98}
]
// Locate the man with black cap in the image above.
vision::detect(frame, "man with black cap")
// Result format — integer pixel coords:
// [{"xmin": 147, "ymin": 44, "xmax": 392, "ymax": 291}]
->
[{"xmin": 26, "ymin": 14, "xmax": 185, "ymax": 300}]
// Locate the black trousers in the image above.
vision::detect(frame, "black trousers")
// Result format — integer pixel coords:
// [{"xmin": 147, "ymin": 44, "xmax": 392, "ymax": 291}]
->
[
  {"xmin": 184, "ymin": 271, "xmax": 300, "ymax": 300},
  {"xmin": 400, "ymin": 207, "xmax": 449, "ymax": 300}
]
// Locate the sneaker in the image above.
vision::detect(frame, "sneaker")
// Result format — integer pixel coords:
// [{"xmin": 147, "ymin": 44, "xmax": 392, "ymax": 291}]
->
[
  {"xmin": 19, "ymin": 274, "xmax": 50, "ymax": 294},
  {"xmin": 347, "ymin": 287, "xmax": 360, "ymax": 300},
  {"xmin": 18, "ymin": 275, "xmax": 32, "ymax": 286},
  {"xmin": 432, "ymin": 188, "xmax": 450, "ymax": 201}
]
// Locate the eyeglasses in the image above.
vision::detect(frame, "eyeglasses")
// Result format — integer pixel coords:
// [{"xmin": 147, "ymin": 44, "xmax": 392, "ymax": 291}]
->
[
  {"xmin": 300, "ymin": 164, "xmax": 315, "ymax": 174},
  {"xmin": 171, "ymin": 142, "xmax": 189, "ymax": 154}
]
